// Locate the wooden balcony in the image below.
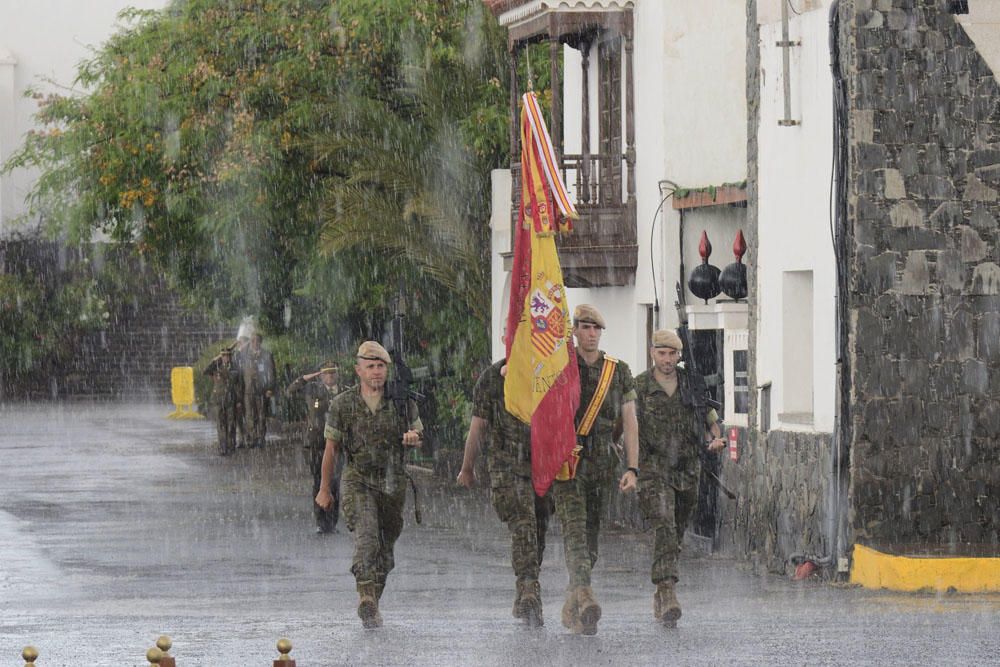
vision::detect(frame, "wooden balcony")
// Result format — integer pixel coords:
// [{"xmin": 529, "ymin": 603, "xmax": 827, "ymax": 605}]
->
[{"xmin": 504, "ymin": 153, "xmax": 637, "ymax": 288}]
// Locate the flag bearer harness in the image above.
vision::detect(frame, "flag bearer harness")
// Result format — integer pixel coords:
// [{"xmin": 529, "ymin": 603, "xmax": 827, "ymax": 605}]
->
[{"xmin": 556, "ymin": 355, "xmax": 619, "ymax": 481}]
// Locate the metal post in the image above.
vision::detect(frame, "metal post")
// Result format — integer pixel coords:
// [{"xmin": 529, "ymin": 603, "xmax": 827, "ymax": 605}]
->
[{"xmin": 778, "ymin": 0, "xmax": 800, "ymax": 126}]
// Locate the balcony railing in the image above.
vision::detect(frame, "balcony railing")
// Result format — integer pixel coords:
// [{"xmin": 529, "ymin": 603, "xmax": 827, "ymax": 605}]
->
[{"xmin": 506, "ymin": 153, "xmax": 637, "ymax": 288}]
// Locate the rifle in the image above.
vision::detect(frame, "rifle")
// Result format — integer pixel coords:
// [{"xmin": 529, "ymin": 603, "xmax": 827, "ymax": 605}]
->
[
  {"xmin": 675, "ymin": 282, "xmax": 736, "ymax": 501},
  {"xmin": 385, "ymin": 284, "xmax": 424, "ymax": 524}
]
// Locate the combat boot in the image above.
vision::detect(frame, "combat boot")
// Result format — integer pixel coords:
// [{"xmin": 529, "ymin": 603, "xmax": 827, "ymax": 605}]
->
[
  {"xmin": 515, "ymin": 579, "xmax": 543, "ymax": 627},
  {"xmin": 357, "ymin": 581, "xmax": 382, "ymax": 629},
  {"xmin": 656, "ymin": 580, "xmax": 681, "ymax": 627},
  {"xmin": 560, "ymin": 586, "xmax": 580, "ymax": 632},
  {"xmin": 574, "ymin": 585, "xmax": 602, "ymax": 636}
]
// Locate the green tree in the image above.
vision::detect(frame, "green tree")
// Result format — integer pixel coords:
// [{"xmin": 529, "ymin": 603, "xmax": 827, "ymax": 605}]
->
[
  {"xmin": 4, "ymin": 1, "xmax": 510, "ymax": 331},
  {"xmin": 2, "ymin": 1, "xmax": 560, "ymax": 422}
]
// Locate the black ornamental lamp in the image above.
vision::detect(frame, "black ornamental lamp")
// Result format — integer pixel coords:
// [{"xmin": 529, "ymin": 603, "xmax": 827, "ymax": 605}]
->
[
  {"xmin": 688, "ymin": 230, "xmax": 721, "ymax": 304},
  {"xmin": 720, "ymin": 229, "xmax": 749, "ymax": 301}
]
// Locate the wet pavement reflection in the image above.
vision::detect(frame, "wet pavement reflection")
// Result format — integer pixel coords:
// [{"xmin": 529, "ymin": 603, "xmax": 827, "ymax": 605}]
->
[{"xmin": 1, "ymin": 402, "xmax": 998, "ymax": 665}]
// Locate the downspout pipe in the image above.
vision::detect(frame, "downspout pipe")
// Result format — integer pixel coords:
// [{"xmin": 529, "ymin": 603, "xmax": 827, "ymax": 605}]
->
[{"xmin": 828, "ymin": 0, "xmax": 851, "ymax": 576}]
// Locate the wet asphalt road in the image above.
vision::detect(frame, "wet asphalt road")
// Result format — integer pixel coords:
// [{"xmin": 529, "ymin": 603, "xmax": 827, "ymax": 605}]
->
[{"xmin": 0, "ymin": 402, "xmax": 998, "ymax": 666}]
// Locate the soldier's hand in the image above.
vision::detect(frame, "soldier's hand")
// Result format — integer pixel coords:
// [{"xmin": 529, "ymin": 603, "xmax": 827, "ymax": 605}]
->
[
  {"xmin": 303, "ymin": 371, "xmax": 322, "ymax": 381},
  {"xmin": 402, "ymin": 430, "xmax": 422, "ymax": 447},
  {"xmin": 457, "ymin": 467, "xmax": 476, "ymax": 488},
  {"xmin": 618, "ymin": 470, "xmax": 637, "ymax": 493},
  {"xmin": 315, "ymin": 488, "xmax": 334, "ymax": 510},
  {"xmin": 707, "ymin": 438, "xmax": 726, "ymax": 453}
]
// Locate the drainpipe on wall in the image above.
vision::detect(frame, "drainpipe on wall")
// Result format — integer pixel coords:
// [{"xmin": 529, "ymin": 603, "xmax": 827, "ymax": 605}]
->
[{"xmin": 828, "ymin": 0, "xmax": 851, "ymax": 577}]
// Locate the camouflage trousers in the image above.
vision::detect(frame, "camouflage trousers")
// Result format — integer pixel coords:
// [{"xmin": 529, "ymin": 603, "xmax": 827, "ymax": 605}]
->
[
  {"xmin": 214, "ymin": 403, "xmax": 238, "ymax": 455},
  {"xmin": 307, "ymin": 431, "xmax": 341, "ymax": 531},
  {"xmin": 552, "ymin": 477, "xmax": 593, "ymax": 587},
  {"xmin": 489, "ymin": 471, "xmax": 553, "ymax": 583},
  {"xmin": 637, "ymin": 468, "xmax": 699, "ymax": 584},
  {"xmin": 574, "ymin": 454, "xmax": 619, "ymax": 569},
  {"xmin": 341, "ymin": 465, "xmax": 406, "ymax": 586}
]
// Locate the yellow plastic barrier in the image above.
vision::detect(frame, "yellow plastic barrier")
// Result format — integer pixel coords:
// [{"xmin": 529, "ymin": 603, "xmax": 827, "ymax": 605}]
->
[
  {"xmin": 167, "ymin": 366, "xmax": 205, "ymax": 419},
  {"xmin": 851, "ymin": 543, "xmax": 1000, "ymax": 593}
]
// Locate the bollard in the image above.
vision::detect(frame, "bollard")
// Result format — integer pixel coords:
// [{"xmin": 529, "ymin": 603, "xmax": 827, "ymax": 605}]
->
[
  {"xmin": 156, "ymin": 636, "xmax": 176, "ymax": 667},
  {"xmin": 167, "ymin": 366, "xmax": 205, "ymax": 419},
  {"xmin": 22, "ymin": 646, "xmax": 38, "ymax": 667},
  {"xmin": 273, "ymin": 638, "xmax": 295, "ymax": 666}
]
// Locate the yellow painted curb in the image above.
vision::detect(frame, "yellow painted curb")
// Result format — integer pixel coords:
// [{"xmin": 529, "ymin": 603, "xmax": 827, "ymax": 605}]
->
[{"xmin": 851, "ymin": 544, "xmax": 1000, "ymax": 593}]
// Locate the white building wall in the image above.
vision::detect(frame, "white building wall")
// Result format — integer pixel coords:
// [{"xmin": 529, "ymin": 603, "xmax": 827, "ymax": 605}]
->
[
  {"xmin": 957, "ymin": 3, "xmax": 1000, "ymax": 74},
  {"xmin": 756, "ymin": 2, "xmax": 837, "ymax": 433},
  {"xmin": 490, "ymin": 169, "xmax": 512, "ymax": 360},
  {"xmin": 0, "ymin": 0, "xmax": 165, "ymax": 236},
  {"xmin": 495, "ymin": 0, "xmax": 748, "ymax": 373},
  {"xmin": 661, "ymin": 1, "xmax": 748, "ymax": 312}
]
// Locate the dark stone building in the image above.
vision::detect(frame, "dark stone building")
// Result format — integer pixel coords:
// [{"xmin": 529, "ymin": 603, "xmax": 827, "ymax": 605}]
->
[{"xmin": 844, "ymin": 0, "xmax": 999, "ymax": 551}]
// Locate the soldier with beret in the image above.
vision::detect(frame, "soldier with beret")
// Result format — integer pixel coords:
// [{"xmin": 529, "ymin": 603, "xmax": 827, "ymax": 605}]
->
[
  {"xmin": 552, "ymin": 303, "xmax": 640, "ymax": 634},
  {"xmin": 316, "ymin": 341, "xmax": 423, "ymax": 629},
  {"xmin": 457, "ymin": 357, "xmax": 553, "ymax": 627},
  {"xmin": 635, "ymin": 329, "xmax": 725, "ymax": 627},
  {"xmin": 287, "ymin": 361, "xmax": 342, "ymax": 534},
  {"xmin": 204, "ymin": 346, "xmax": 243, "ymax": 456}
]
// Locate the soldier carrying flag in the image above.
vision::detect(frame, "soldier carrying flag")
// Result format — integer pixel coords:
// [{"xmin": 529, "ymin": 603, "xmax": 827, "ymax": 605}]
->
[{"xmin": 500, "ymin": 90, "xmax": 604, "ymax": 635}]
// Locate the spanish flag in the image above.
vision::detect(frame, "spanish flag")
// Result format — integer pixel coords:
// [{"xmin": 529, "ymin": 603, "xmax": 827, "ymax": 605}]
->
[{"xmin": 504, "ymin": 92, "xmax": 580, "ymax": 496}]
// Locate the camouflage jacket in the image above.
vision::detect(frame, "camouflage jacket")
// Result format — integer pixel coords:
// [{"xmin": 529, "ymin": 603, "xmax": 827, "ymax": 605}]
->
[
  {"xmin": 324, "ymin": 386, "xmax": 421, "ymax": 486},
  {"xmin": 472, "ymin": 359, "xmax": 532, "ymax": 479},
  {"xmin": 204, "ymin": 357, "xmax": 242, "ymax": 408},
  {"xmin": 286, "ymin": 377, "xmax": 339, "ymax": 434},
  {"xmin": 634, "ymin": 367, "xmax": 707, "ymax": 489},
  {"xmin": 575, "ymin": 351, "xmax": 637, "ymax": 459}
]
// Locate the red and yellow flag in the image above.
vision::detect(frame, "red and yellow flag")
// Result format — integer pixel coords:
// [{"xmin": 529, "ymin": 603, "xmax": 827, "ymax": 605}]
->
[{"xmin": 504, "ymin": 92, "xmax": 580, "ymax": 497}]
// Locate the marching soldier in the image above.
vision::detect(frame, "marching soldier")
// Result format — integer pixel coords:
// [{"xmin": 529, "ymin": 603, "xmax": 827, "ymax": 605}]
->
[
  {"xmin": 570, "ymin": 304, "xmax": 641, "ymax": 565},
  {"xmin": 287, "ymin": 361, "xmax": 342, "ymax": 534},
  {"xmin": 316, "ymin": 341, "xmax": 422, "ymax": 629},
  {"xmin": 551, "ymin": 303, "xmax": 640, "ymax": 635},
  {"xmin": 457, "ymin": 358, "xmax": 553, "ymax": 627},
  {"xmin": 203, "ymin": 347, "xmax": 242, "ymax": 456},
  {"xmin": 635, "ymin": 329, "xmax": 725, "ymax": 627},
  {"xmin": 236, "ymin": 332, "xmax": 276, "ymax": 448}
]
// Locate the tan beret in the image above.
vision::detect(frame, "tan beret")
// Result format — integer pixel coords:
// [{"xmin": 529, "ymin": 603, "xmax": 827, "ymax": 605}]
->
[
  {"xmin": 356, "ymin": 341, "xmax": 392, "ymax": 364},
  {"xmin": 319, "ymin": 360, "xmax": 339, "ymax": 374},
  {"xmin": 651, "ymin": 329, "xmax": 684, "ymax": 350},
  {"xmin": 573, "ymin": 303, "xmax": 606, "ymax": 329}
]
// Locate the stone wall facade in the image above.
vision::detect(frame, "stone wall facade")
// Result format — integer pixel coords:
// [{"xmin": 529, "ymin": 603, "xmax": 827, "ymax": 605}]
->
[
  {"xmin": 719, "ymin": 428, "xmax": 834, "ymax": 573},
  {"xmin": 846, "ymin": 0, "xmax": 1000, "ymax": 548}
]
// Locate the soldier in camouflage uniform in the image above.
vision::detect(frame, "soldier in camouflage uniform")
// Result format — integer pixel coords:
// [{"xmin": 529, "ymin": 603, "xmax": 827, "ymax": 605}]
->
[
  {"xmin": 457, "ymin": 358, "xmax": 553, "ymax": 627},
  {"xmin": 552, "ymin": 304, "xmax": 640, "ymax": 635},
  {"xmin": 286, "ymin": 361, "xmax": 342, "ymax": 534},
  {"xmin": 316, "ymin": 341, "xmax": 422, "ymax": 629},
  {"xmin": 635, "ymin": 329, "xmax": 724, "ymax": 627},
  {"xmin": 204, "ymin": 347, "xmax": 242, "ymax": 456}
]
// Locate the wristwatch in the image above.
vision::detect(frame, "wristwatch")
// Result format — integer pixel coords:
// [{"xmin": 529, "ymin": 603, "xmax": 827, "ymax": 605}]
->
[{"xmin": 627, "ymin": 466, "xmax": 639, "ymax": 477}]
